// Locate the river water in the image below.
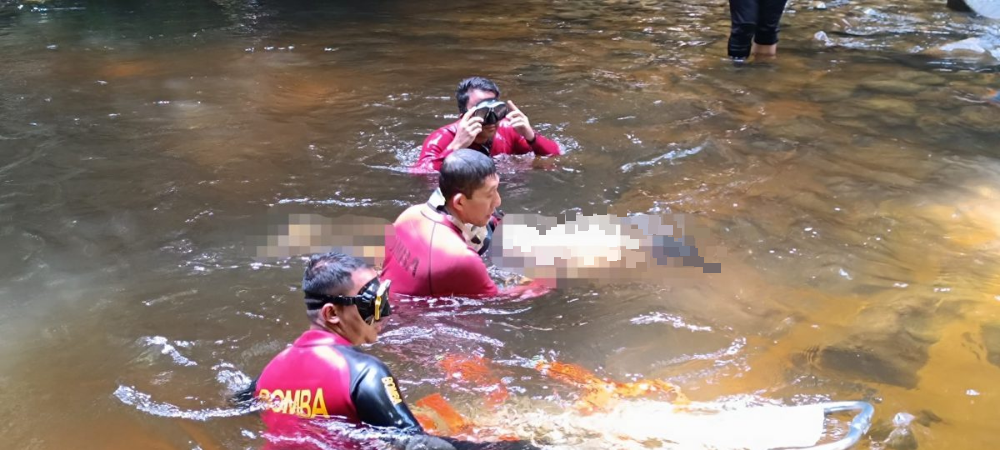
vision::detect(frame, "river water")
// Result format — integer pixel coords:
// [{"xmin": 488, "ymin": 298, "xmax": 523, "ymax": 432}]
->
[{"xmin": 1, "ymin": 0, "xmax": 999, "ymax": 449}]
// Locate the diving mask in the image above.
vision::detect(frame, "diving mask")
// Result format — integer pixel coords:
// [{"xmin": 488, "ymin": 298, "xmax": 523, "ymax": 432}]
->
[
  {"xmin": 304, "ymin": 277, "xmax": 392, "ymax": 325},
  {"xmin": 470, "ymin": 99, "xmax": 509, "ymax": 126}
]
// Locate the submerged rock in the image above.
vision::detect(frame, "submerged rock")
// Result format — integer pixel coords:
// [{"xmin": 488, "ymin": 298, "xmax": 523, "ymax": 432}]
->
[
  {"xmin": 825, "ymin": 117, "xmax": 881, "ymax": 135},
  {"xmin": 894, "ymin": 71, "xmax": 948, "ymax": 88},
  {"xmin": 859, "ymin": 80, "xmax": 925, "ymax": 96},
  {"xmin": 982, "ymin": 323, "xmax": 1000, "ymax": 368},
  {"xmin": 805, "ymin": 79, "xmax": 856, "ymax": 103},
  {"xmin": 958, "ymin": 106, "xmax": 1000, "ymax": 133},
  {"xmin": 819, "ymin": 335, "xmax": 927, "ymax": 388},
  {"xmin": 823, "ymin": 104, "xmax": 864, "ymax": 120},
  {"xmin": 856, "ymin": 71, "xmax": 947, "ymax": 94},
  {"xmin": 884, "ymin": 412, "xmax": 919, "ymax": 450},
  {"xmin": 858, "ymin": 98, "xmax": 919, "ymax": 117},
  {"xmin": 855, "ymin": 97, "xmax": 919, "ymax": 126},
  {"xmin": 916, "ymin": 114, "xmax": 962, "ymax": 137},
  {"xmin": 765, "ymin": 118, "xmax": 828, "ymax": 142},
  {"xmin": 818, "ymin": 297, "xmax": 960, "ymax": 388}
]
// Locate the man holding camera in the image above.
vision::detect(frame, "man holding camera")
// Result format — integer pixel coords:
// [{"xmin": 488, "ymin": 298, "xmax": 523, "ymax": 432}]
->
[{"xmin": 414, "ymin": 77, "xmax": 562, "ymax": 172}]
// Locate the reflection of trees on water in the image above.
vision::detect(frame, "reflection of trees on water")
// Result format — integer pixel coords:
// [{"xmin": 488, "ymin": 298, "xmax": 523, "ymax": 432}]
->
[
  {"xmin": 0, "ymin": 0, "xmax": 404, "ymax": 40},
  {"xmin": 6, "ymin": 0, "xmax": 999, "ymax": 66}
]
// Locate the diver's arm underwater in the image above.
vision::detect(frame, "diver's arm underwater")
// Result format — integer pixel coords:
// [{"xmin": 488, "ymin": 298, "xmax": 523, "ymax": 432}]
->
[{"xmin": 231, "ymin": 377, "xmax": 257, "ymax": 405}]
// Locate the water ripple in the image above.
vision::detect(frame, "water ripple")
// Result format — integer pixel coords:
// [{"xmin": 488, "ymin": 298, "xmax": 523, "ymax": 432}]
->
[
  {"xmin": 140, "ymin": 336, "xmax": 198, "ymax": 367},
  {"xmin": 113, "ymin": 385, "xmax": 259, "ymax": 420},
  {"xmin": 630, "ymin": 312, "xmax": 713, "ymax": 332}
]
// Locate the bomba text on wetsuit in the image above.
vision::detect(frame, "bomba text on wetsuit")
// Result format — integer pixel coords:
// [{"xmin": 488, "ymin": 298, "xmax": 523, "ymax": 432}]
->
[
  {"xmin": 389, "ymin": 236, "xmax": 420, "ymax": 277},
  {"xmin": 258, "ymin": 388, "xmax": 330, "ymax": 418}
]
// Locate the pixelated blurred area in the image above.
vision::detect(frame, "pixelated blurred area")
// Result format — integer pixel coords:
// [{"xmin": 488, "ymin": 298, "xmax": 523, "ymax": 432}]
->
[
  {"xmin": 249, "ymin": 212, "xmax": 726, "ymax": 288},
  {"xmin": 249, "ymin": 213, "xmax": 390, "ymax": 265},
  {"xmin": 493, "ymin": 212, "xmax": 725, "ymax": 285}
]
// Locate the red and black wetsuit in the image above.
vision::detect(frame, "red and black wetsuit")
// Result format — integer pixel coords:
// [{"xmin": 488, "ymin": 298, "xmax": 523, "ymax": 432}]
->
[
  {"xmin": 240, "ymin": 329, "xmax": 541, "ymax": 450},
  {"xmin": 382, "ymin": 203, "xmax": 499, "ymax": 298},
  {"xmin": 414, "ymin": 118, "xmax": 562, "ymax": 172},
  {"xmin": 251, "ymin": 329, "xmax": 420, "ymax": 447}
]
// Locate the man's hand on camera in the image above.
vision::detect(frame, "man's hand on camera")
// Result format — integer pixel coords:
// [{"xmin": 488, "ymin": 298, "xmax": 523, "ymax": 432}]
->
[{"xmin": 448, "ymin": 108, "xmax": 484, "ymax": 151}]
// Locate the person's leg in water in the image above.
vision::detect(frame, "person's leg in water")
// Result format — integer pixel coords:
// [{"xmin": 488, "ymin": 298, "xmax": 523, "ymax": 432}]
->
[
  {"xmin": 728, "ymin": 0, "xmax": 759, "ymax": 61},
  {"xmin": 947, "ymin": 0, "xmax": 973, "ymax": 13},
  {"xmin": 751, "ymin": 0, "xmax": 789, "ymax": 58}
]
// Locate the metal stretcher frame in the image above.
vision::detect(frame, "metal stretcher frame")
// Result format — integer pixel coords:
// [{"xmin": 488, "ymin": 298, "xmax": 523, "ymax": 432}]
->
[{"xmin": 799, "ymin": 401, "xmax": 875, "ymax": 450}]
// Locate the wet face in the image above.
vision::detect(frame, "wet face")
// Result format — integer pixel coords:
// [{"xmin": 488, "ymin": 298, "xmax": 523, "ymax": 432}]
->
[
  {"xmin": 466, "ymin": 89, "xmax": 499, "ymax": 144},
  {"xmin": 326, "ymin": 267, "xmax": 382, "ymax": 345},
  {"xmin": 454, "ymin": 174, "xmax": 501, "ymax": 227}
]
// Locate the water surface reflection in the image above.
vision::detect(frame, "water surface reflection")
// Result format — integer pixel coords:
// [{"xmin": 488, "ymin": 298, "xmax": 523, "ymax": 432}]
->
[{"xmin": 1, "ymin": 0, "xmax": 999, "ymax": 448}]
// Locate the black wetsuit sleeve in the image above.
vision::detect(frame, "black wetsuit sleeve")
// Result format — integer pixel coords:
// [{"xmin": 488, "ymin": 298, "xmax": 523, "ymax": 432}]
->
[
  {"xmin": 391, "ymin": 435, "xmax": 539, "ymax": 450},
  {"xmin": 346, "ymin": 349, "xmax": 423, "ymax": 431},
  {"xmin": 232, "ymin": 377, "xmax": 258, "ymax": 405},
  {"xmin": 440, "ymin": 437, "xmax": 541, "ymax": 450}
]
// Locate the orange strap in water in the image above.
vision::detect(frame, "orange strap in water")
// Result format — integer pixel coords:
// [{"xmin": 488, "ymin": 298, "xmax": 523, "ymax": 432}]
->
[
  {"xmin": 414, "ymin": 393, "xmax": 472, "ymax": 435},
  {"xmin": 535, "ymin": 360, "xmax": 689, "ymax": 414},
  {"xmin": 439, "ymin": 353, "xmax": 510, "ymax": 406},
  {"xmin": 413, "ymin": 356, "xmax": 688, "ymax": 440}
]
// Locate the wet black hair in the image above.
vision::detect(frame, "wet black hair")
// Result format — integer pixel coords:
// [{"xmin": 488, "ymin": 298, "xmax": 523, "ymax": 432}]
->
[
  {"xmin": 456, "ymin": 76, "xmax": 501, "ymax": 114},
  {"xmin": 302, "ymin": 252, "xmax": 368, "ymax": 300},
  {"xmin": 440, "ymin": 149, "xmax": 497, "ymax": 201}
]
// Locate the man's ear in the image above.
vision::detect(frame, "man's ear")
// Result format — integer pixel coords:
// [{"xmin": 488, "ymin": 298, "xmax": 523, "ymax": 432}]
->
[
  {"xmin": 321, "ymin": 304, "xmax": 341, "ymax": 325},
  {"xmin": 450, "ymin": 192, "xmax": 467, "ymax": 212}
]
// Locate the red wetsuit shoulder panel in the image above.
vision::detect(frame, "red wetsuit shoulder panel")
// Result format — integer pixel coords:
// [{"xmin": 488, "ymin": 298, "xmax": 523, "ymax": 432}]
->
[
  {"xmin": 253, "ymin": 330, "xmax": 423, "ymax": 449},
  {"xmin": 255, "ymin": 330, "xmax": 357, "ymax": 427},
  {"xmin": 254, "ymin": 330, "xmax": 422, "ymax": 445},
  {"xmin": 382, "ymin": 204, "xmax": 498, "ymax": 298}
]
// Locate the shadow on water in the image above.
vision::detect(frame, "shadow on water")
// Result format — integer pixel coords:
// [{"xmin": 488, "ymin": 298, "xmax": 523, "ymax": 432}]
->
[{"xmin": 1, "ymin": 0, "xmax": 1000, "ymax": 448}]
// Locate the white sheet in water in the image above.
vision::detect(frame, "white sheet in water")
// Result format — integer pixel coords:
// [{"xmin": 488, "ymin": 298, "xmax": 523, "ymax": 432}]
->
[
  {"xmin": 574, "ymin": 400, "xmax": 826, "ymax": 450},
  {"xmin": 964, "ymin": 0, "xmax": 1000, "ymax": 19}
]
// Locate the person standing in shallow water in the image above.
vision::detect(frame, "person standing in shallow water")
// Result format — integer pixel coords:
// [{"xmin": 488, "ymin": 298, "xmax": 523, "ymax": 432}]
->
[{"xmin": 727, "ymin": 0, "xmax": 790, "ymax": 61}]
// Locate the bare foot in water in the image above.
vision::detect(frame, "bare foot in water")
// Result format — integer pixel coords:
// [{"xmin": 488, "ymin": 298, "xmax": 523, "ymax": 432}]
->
[{"xmin": 752, "ymin": 42, "xmax": 778, "ymax": 59}]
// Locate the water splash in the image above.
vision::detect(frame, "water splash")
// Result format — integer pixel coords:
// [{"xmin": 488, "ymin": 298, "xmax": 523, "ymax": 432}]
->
[
  {"xmin": 113, "ymin": 385, "xmax": 260, "ymax": 420},
  {"xmin": 620, "ymin": 144, "xmax": 705, "ymax": 173},
  {"xmin": 630, "ymin": 312, "xmax": 713, "ymax": 332},
  {"xmin": 140, "ymin": 336, "xmax": 198, "ymax": 367}
]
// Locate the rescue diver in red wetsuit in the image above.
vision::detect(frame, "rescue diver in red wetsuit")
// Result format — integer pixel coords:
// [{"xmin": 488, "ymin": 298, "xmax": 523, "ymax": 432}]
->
[
  {"xmin": 239, "ymin": 252, "xmax": 535, "ymax": 450},
  {"xmin": 385, "ymin": 149, "xmax": 502, "ymax": 297},
  {"xmin": 384, "ymin": 149, "xmax": 550, "ymax": 299},
  {"xmin": 414, "ymin": 77, "xmax": 562, "ymax": 172}
]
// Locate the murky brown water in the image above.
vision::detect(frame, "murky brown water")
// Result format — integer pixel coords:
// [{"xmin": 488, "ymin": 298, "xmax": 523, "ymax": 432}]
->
[{"xmin": 1, "ymin": 0, "xmax": 999, "ymax": 449}]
